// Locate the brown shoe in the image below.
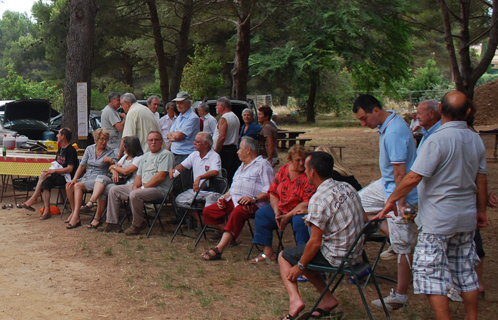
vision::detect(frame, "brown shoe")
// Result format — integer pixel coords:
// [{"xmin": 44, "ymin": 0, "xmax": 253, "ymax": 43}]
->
[
  {"xmin": 98, "ymin": 223, "xmax": 122, "ymax": 233},
  {"xmin": 124, "ymin": 223, "xmax": 147, "ymax": 236}
]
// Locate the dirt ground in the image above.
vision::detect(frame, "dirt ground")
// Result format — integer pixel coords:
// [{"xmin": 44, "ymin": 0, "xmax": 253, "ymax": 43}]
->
[{"xmin": 0, "ymin": 125, "xmax": 497, "ymax": 319}]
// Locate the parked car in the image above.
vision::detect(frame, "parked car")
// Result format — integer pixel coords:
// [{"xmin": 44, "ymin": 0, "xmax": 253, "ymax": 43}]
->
[
  {"xmin": 192, "ymin": 98, "xmax": 258, "ymax": 127},
  {"xmin": 1, "ymin": 100, "xmax": 59, "ymax": 140},
  {"xmin": 50, "ymin": 110, "xmax": 102, "ymax": 144}
]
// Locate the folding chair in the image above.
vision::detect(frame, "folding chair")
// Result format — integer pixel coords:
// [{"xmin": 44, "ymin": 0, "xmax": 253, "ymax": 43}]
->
[
  {"xmin": 142, "ymin": 182, "xmax": 175, "ymax": 237},
  {"xmin": 363, "ymin": 234, "xmax": 397, "ymax": 288},
  {"xmin": 304, "ymin": 219, "xmax": 390, "ymax": 320},
  {"xmin": 170, "ymin": 176, "xmax": 228, "ymax": 246},
  {"xmin": 246, "ymin": 218, "xmax": 285, "ymax": 260}
]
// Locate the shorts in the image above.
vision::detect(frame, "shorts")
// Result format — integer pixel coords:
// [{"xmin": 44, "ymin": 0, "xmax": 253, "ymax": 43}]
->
[
  {"xmin": 474, "ymin": 229, "xmax": 485, "ymax": 259},
  {"xmin": 387, "ymin": 215, "xmax": 415, "ymax": 255},
  {"xmin": 281, "ymin": 244, "xmax": 333, "ymax": 268},
  {"xmin": 413, "ymin": 230, "xmax": 479, "ymax": 295},
  {"xmin": 41, "ymin": 173, "xmax": 67, "ymax": 191},
  {"xmin": 359, "ymin": 178, "xmax": 415, "ymax": 254},
  {"xmin": 77, "ymin": 178, "xmax": 97, "ymax": 192}
]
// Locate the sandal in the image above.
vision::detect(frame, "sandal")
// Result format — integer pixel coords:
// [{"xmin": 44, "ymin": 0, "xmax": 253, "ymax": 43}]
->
[
  {"xmin": 20, "ymin": 203, "xmax": 35, "ymax": 211},
  {"xmin": 66, "ymin": 221, "xmax": 81, "ymax": 229},
  {"xmin": 80, "ymin": 201, "xmax": 97, "ymax": 213},
  {"xmin": 40, "ymin": 209, "xmax": 51, "ymax": 220},
  {"xmin": 86, "ymin": 218, "xmax": 101, "ymax": 229},
  {"xmin": 201, "ymin": 247, "xmax": 222, "ymax": 261},
  {"xmin": 251, "ymin": 253, "xmax": 274, "ymax": 264}
]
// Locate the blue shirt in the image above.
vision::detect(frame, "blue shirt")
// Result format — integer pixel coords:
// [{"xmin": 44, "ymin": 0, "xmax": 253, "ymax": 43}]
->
[
  {"xmin": 169, "ymin": 107, "xmax": 200, "ymax": 155},
  {"xmin": 239, "ymin": 121, "xmax": 261, "ymax": 144},
  {"xmin": 418, "ymin": 119, "xmax": 442, "ymax": 150},
  {"xmin": 378, "ymin": 111, "xmax": 418, "ymax": 204}
]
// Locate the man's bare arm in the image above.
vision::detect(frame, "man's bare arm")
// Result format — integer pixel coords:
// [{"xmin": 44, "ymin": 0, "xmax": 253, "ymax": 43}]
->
[
  {"xmin": 476, "ymin": 173, "xmax": 488, "ymax": 228},
  {"xmin": 214, "ymin": 118, "xmax": 227, "ymax": 153}
]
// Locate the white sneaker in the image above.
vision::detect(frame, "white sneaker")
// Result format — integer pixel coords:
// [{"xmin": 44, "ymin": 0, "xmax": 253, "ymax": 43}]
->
[
  {"xmin": 380, "ymin": 245, "xmax": 397, "ymax": 261},
  {"xmin": 447, "ymin": 285, "xmax": 463, "ymax": 302},
  {"xmin": 372, "ymin": 289, "xmax": 408, "ymax": 310}
]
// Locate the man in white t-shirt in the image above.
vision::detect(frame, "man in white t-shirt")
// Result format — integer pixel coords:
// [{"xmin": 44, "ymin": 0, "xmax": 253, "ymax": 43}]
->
[
  {"xmin": 100, "ymin": 92, "xmax": 125, "ymax": 152},
  {"xmin": 171, "ymin": 132, "xmax": 221, "ymax": 221},
  {"xmin": 198, "ymin": 103, "xmax": 217, "ymax": 135},
  {"xmin": 213, "ymin": 97, "xmax": 240, "ymax": 185},
  {"xmin": 171, "ymin": 132, "xmax": 221, "ymax": 204}
]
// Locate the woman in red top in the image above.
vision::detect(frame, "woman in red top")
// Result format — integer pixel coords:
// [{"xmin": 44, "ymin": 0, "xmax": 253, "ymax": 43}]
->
[{"xmin": 251, "ymin": 145, "xmax": 316, "ymax": 262}]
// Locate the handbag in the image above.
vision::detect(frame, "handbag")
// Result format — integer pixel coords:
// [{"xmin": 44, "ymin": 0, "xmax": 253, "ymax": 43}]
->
[{"xmin": 115, "ymin": 173, "xmax": 131, "ymax": 185}]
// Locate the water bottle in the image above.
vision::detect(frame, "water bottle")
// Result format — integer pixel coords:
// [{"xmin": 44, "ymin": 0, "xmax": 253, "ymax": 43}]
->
[{"xmin": 2, "ymin": 146, "xmax": 6, "ymax": 157}]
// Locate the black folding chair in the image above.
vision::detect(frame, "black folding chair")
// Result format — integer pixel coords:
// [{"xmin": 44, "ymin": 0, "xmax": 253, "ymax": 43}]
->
[
  {"xmin": 246, "ymin": 218, "xmax": 286, "ymax": 260},
  {"xmin": 304, "ymin": 219, "xmax": 390, "ymax": 320},
  {"xmin": 170, "ymin": 176, "xmax": 228, "ymax": 246},
  {"xmin": 142, "ymin": 182, "xmax": 175, "ymax": 237}
]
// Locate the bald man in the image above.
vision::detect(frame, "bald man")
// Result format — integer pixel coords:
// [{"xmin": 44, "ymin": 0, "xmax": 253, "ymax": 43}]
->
[{"xmin": 375, "ymin": 90, "xmax": 487, "ymax": 320}]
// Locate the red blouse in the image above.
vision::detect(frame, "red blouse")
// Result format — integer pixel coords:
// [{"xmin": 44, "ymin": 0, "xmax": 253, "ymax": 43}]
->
[{"xmin": 268, "ymin": 163, "xmax": 316, "ymax": 214}]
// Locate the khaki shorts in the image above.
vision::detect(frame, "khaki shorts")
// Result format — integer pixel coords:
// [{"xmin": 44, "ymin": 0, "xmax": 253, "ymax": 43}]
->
[{"xmin": 387, "ymin": 215, "xmax": 415, "ymax": 255}]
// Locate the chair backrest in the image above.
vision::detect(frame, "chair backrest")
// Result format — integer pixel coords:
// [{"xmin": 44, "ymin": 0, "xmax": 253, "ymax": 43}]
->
[
  {"xmin": 200, "ymin": 176, "xmax": 229, "ymax": 195},
  {"xmin": 221, "ymin": 168, "xmax": 228, "ymax": 179},
  {"xmin": 339, "ymin": 218, "xmax": 386, "ymax": 266}
]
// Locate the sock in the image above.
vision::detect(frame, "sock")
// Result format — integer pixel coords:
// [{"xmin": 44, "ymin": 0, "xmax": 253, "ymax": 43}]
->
[{"xmin": 394, "ymin": 292, "xmax": 407, "ymax": 302}]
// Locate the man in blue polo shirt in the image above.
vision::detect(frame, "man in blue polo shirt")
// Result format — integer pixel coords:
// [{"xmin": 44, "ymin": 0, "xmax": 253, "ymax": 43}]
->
[
  {"xmin": 353, "ymin": 94, "xmax": 418, "ymax": 310},
  {"xmin": 167, "ymin": 91, "xmax": 200, "ymax": 198}
]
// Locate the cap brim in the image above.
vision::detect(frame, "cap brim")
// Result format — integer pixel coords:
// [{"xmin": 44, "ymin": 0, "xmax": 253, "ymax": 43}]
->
[{"xmin": 172, "ymin": 97, "xmax": 186, "ymax": 101}]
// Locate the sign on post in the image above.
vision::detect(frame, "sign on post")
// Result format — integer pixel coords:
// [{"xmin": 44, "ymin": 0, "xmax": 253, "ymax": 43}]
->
[{"xmin": 77, "ymin": 82, "xmax": 88, "ymax": 139}]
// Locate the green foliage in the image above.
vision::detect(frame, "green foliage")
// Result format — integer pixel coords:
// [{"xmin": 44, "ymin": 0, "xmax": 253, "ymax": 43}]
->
[
  {"xmin": 180, "ymin": 45, "xmax": 224, "ymax": 101},
  {"xmin": 410, "ymin": 59, "xmax": 443, "ymax": 91},
  {"xmin": 0, "ymin": 65, "xmax": 63, "ymax": 109},
  {"xmin": 476, "ymin": 73, "xmax": 498, "ymax": 87},
  {"xmin": 142, "ymin": 70, "xmax": 162, "ymax": 99},
  {"xmin": 91, "ymin": 78, "xmax": 134, "ymax": 110}
]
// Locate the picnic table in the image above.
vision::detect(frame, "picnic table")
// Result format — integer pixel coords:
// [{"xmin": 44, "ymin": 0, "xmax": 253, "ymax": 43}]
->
[
  {"xmin": 479, "ymin": 130, "xmax": 498, "ymax": 161},
  {"xmin": 308, "ymin": 145, "xmax": 346, "ymax": 160},
  {"xmin": 0, "ymin": 152, "xmax": 54, "ymax": 202},
  {"xmin": 277, "ymin": 130, "xmax": 312, "ymax": 149}
]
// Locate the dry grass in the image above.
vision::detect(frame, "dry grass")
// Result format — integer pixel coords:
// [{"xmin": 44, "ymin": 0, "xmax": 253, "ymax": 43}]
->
[{"xmin": 1, "ymin": 121, "xmax": 497, "ymax": 319}]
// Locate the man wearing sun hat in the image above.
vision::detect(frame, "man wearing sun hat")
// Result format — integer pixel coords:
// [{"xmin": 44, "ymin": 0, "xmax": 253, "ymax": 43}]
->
[{"xmin": 166, "ymin": 91, "xmax": 200, "ymax": 200}]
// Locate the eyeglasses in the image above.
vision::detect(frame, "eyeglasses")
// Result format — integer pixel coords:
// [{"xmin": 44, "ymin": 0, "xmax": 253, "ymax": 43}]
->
[
  {"xmin": 147, "ymin": 139, "xmax": 162, "ymax": 142},
  {"xmin": 99, "ymin": 138, "xmax": 109, "ymax": 141}
]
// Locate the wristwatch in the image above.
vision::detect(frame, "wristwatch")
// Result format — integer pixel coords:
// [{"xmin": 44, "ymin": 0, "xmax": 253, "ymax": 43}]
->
[
  {"xmin": 252, "ymin": 196, "xmax": 258, "ymax": 203},
  {"xmin": 297, "ymin": 261, "xmax": 306, "ymax": 270}
]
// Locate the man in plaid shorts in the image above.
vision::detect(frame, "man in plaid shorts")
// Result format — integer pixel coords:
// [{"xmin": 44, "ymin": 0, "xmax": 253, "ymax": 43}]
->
[{"xmin": 376, "ymin": 90, "xmax": 487, "ymax": 320}]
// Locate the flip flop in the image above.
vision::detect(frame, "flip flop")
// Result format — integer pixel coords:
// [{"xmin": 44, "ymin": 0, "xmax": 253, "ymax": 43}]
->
[
  {"xmin": 20, "ymin": 203, "xmax": 35, "ymax": 211},
  {"xmin": 66, "ymin": 221, "xmax": 81, "ymax": 229},
  {"xmin": 310, "ymin": 307, "xmax": 342, "ymax": 319}
]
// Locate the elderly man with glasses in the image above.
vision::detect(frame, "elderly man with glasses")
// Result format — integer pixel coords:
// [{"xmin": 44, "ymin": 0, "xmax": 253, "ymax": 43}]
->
[{"xmin": 99, "ymin": 131, "xmax": 174, "ymax": 235}]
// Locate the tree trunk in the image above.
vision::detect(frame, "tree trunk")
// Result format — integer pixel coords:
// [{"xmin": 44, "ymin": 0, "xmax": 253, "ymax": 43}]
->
[
  {"xmin": 306, "ymin": 70, "xmax": 318, "ymax": 123},
  {"xmin": 438, "ymin": 0, "xmax": 498, "ymax": 99},
  {"xmin": 62, "ymin": 0, "xmax": 98, "ymax": 145},
  {"xmin": 122, "ymin": 60, "xmax": 133, "ymax": 87},
  {"xmin": 169, "ymin": 0, "xmax": 194, "ymax": 101},
  {"xmin": 147, "ymin": 0, "xmax": 169, "ymax": 102},
  {"xmin": 231, "ymin": 1, "xmax": 252, "ymax": 99}
]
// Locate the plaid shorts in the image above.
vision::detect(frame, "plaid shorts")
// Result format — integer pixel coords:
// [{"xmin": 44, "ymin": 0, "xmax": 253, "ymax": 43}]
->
[{"xmin": 413, "ymin": 230, "xmax": 479, "ymax": 296}]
